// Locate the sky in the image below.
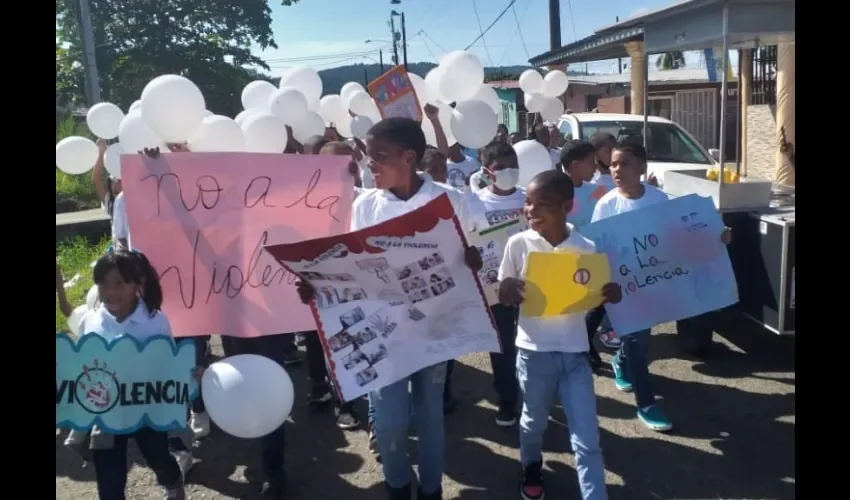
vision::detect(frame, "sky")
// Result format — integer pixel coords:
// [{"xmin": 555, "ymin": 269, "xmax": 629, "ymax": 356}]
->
[{"xmin": 255, "ymin": 0, "xmax": 725, "ymax": 75}]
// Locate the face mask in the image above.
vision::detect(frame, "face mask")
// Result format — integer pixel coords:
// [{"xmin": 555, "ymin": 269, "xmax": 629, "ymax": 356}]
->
[{"xmin": 491, "ymin": 168, "xmax": 519, "ymax": 190}]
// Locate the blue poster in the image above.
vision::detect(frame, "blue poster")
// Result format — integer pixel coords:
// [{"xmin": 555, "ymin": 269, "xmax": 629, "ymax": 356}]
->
[
  {"xmin": 581, "ymin": 194, "xmax": 738, "ymax": 335},
  {"xmin": 56, "ymin": 334, "xmax": 197, "ymax": 434}
]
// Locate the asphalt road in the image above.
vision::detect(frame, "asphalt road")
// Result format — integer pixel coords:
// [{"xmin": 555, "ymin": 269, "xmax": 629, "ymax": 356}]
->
[{"xmin": 56, "ymin": 318, "xmax": 795, "ymax": 500}]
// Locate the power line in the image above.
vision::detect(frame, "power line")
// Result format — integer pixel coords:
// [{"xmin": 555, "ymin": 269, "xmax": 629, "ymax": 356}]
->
[
  {"xmin": 418, "ymin": 30, "xmax": 447, "ymax": 55},
  {"xmin": 563, "ymin": 0, "xmax": 578, "ymax": 42},
  {"xmin": 419, "ymin": 35, "xmax": 439, "ymax": 63},
  {"xmin": 511, "ymin": 0, "xmax": 531, "ymax": 59},
  {"xmin": 471, "ymin": 0, "xmax": 495, "ymax": 67},
  {"xmin": 464, "ymin": 0, "xmax": 517, "ymax": 51},
  {"xmin": 265, "ymin": 49, "xmax": 385, "ymax": 64}
]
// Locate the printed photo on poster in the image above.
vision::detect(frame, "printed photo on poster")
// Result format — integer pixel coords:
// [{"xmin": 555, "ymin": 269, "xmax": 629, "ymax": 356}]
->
[{"xmin": 263, "ymin": 194, "xmax": 501, "ymax": 402}]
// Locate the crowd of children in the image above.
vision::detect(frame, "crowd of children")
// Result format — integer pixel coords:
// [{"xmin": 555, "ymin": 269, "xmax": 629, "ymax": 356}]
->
[{"xmin": 57, "ymin": 107, "xmax": 731, "ymax": 500}]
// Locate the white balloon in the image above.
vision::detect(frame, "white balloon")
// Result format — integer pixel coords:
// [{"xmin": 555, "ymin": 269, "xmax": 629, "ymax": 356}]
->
[
  {"xmin": 278, "ymin": 67, "xmax": 323, "ymax": 110},
  {"xmin": 67, "ymin": 305, "xmax": 88, "ymax": 336},
  {"xmin": 515, "ymin": 140, "xmax": 554, "ymax": 186},
  {"xmin": 524, "ymin": 92, "xmax": 546, "ymax": 113},
  {"xmin": 140, "ymin": 74, "xmax": 206, "ymax": 142},
  {"xmin": 539, "ymin": 97, "xmax": 565, "ymax": 122},
  {"xmin": 56, "ymin": 136, "xmax": 99, "ymax": 175},
  {"xmin": 242, "ymin": 80, "xmax": 277, "ymax": 111},
  {"xmin": 421, "ymin": 117, "xmax": 438, "ymax": 147},
  {"xmin": 188, "ymin": 115, "xmax": 246, "ymax": 152},
  {"xmin": 86, "ymin": 103, "xmax": 125, "ymax": 140},
  {"xmin": 318, "ymin": 94, "xmax": 347, "ymax": 125},
  {"xmin": 118, "ymin": 110, "xmax": 167, "ymax": 154},
  {"xmin": 470, "ymin": 84, "xmax": 500, "ymax": 114},
  {"xmin": 408, "ymin": 73, "xmax": 431, "ymax": 106},
  {"xmin": 104, "ymin": 143, "xmax": 125, "ymax": 179},
  {"xmin": 292, "ymin": 112, "xmax": 326, "ymax": 144},
  {"xmin": 269, "ymin": 87, "xmax": 309, "ymax": 124},
  {"xmin": 129, "ymin": 100, "xmax": 141, "ymax": 112},
  {"xmin": 519, "ymin": 69, "xmax": 544, "ymax": 94},
  {"xmin": 435, "ymin": 101, "xmax": 456, "ymax": 146},
  {"xmin": 361, "ymin": 100, "xmax": 383, "ymax": 125},
  {"xmin": 541, "ymin": 70, "xmax": 570, "ymax": 98},
  {"xmin": 439, "ymin": 51, "xmax": 485, "ymax": 103},
  {"xmin": 424, "ymin": 67, "xmax": 448, "ymax": 103},
  {"xmin": 347, "ymin": 90, "xmax": 375, "ymax": 116},
  {"xmin": 335, "ymin": 115, "xmax": 354, "ymax": 138},
  {"xmin": 235, "ymin": 108, "xmax": 261, "ymax": 127},
  {"xmin": 202, "ymin": 354, "xmax": 295, "ymax": 439},
  {"xmin": 340, "ymin": 82, "xmax": 366, "ymax": 103},
  {"xmin": 450, "ymin": 100, "xmax": 498, "ymax": 150},
  {"xmin": 203, "ymin": 110, "xmax": 213, "ymax": 117},
  {"xmin": 241, "ymin": 112, "xmax": 289, "ymax": 153},
  {"xmin": 350, "ymin": 115, "xmax": 374, "ymax": 139},
  {"xmin": 86, "ymin": 285, "xmax": 100, "ymax": 311}
]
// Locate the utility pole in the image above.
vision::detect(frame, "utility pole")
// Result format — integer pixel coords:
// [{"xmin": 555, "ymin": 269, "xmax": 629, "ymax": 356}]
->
[
  {"xmin": 389, "ymin": 16, "xmax": 399, "ymax": 65},
  {"xmin": 77, "ymin": 0, "xmax": 102, "ymax": 105},
  {"xmin": 364, "ymin": 67, "xmax": 369, "ymax": 86},
  {"xmin": 401, "ymin": 12, "xmax": 408, "ymax": 69},
  {"xmin": 379, "ymin": 49, "xmax": 385, "ymax": 73},
  {"xmin": 548, "ymin": 0, "xmax": 561, "ymax": 50}
]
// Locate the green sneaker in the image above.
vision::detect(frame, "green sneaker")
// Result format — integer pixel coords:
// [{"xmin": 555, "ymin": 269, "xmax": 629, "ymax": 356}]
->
[
  {"xmin": 611, "ymin": 357, "xmax": 633, "ymax": 392},
  {"xmin": 638, "ymin": 405, "xmax": 673, "ymax": 432}
]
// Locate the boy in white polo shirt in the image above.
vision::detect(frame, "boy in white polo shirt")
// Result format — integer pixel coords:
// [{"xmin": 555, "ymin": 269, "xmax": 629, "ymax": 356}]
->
[
  {"xmin": 297, "ymin": 117, "xmax": 483, "ymax": 500},
  {"xmin": 498, "ymin": 169, "xmax": 621, "ymax": 500}
]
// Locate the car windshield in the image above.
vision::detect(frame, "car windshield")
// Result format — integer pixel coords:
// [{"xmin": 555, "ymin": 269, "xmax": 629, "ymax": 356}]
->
[{"xmin": 580, "ymin": 121, "xmax": 712, "ymax": 164}]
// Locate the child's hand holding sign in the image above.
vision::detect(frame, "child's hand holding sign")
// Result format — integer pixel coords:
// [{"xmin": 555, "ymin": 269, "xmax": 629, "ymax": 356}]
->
[{"xmin": 498, "ymin": 278, "xmax": 525, "ymax": 306}]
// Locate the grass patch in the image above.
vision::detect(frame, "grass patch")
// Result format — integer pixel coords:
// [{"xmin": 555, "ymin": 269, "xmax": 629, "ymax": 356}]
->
[
  {"xmin": 56, "ymin": 236, "xmax": 110, "ymax": 332},
  {"xmin": 56, "ymin": 115, "xmax": 100, "ymax": 213}
]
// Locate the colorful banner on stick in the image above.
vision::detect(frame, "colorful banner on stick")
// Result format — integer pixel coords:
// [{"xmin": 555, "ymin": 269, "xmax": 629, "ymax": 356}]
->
[{"xmin": 121, "ymin": 153, "xmax": 354, "ymax": 337}]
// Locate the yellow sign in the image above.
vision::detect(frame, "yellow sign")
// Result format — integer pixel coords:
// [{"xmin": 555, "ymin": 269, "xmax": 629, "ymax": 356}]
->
[{"xmin": 521, "ymin": 251, "xmax": 611, "ymax": 317}]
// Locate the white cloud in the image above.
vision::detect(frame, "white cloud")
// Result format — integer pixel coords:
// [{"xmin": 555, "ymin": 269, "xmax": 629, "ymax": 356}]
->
[{"xmin": 630, "ymin": 7, "xmax": 650, "ymax": 17}]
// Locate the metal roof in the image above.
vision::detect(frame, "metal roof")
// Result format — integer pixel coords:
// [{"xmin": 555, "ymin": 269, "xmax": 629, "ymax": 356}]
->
[{"xmin": 530, "ymin": 0, "xmax": 795, "ymax": 67}]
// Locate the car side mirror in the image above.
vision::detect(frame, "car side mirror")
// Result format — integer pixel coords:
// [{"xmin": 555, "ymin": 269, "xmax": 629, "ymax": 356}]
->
[{"xmin": 708, "ymin": 148, "xmax": 720, "ymax": 161}]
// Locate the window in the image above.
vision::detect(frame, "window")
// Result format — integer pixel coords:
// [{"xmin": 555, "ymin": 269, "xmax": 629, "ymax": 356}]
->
[
  {"xmin": 580, "ymin": 120, "xmax": 712, "ymax": 164},
  {"xmin": 558, "ymin": 120, "xmax": 574, "ymax": 142},
  {"xmin": 648, "ymin": 97, "xmax": 673, "ymax": 120}
]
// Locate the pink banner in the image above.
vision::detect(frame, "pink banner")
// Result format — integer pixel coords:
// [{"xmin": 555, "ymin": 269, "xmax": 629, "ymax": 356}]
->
[{"xmin": 122, "ymin": 153, "xmax": 353, "ymax": 337}]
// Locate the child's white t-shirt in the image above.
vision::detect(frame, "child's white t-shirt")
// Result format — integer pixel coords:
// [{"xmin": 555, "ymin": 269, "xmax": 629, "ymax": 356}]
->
[
  {"xmin": 591, "ymin": 184, "xmax": 669, "ymax": 222},
  {"xmin": 79, "ymin": 302, "xmax": 172, "ymax": 343},
  {"xmin": 351, "ymin": 174, "xmax": 480, "ymax": 233},
  {"xmin": 498, "ymin": 226, "xmax": 596, "ymax": 353},
  {"xmin": 111, "ymin": 192, "xmax": 132, "ymax": 250},
  {"xmin": 446, "ymin": 155, "xmax": 480, "ymax": 191},
  {"xmin": 474, "ymin": 187, "xmax": 526, "ymax": 227}
]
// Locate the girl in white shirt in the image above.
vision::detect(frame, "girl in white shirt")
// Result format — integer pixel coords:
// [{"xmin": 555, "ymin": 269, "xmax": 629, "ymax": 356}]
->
[{"xmin": 78, "ymin": 250, "xmax": 188, "ymax": 500}]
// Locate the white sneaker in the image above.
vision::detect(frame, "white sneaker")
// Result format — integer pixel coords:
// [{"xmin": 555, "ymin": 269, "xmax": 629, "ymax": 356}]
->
[
  {"xmin": 190, "ymin": 411, "xmax": 211, "ymax": 440},
  {"xmin": 172, "ymin": 450, "xmax": 194, "ymax": 482}
]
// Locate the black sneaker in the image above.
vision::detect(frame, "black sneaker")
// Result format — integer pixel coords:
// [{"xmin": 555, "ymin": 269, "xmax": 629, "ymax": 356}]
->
[
  {"xmin": 520, "ymin": 461, "xmax": 545, "ymax": 500},
  {"xmin": 494, "ymin": 403, "xmax": 517, "ymax": 427},
  {"xmin": 335, "ymin": 405, "xmax": 360, "ymax": 430}
]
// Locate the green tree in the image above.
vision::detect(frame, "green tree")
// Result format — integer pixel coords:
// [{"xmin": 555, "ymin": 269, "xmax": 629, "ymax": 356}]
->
[
  {"xmin": 656, "ymin": 51, "xmax": 686, "ymax": 70},
  {"xmin": 55, "ymin": 0, "xmax": 283, "ymax": 116}
]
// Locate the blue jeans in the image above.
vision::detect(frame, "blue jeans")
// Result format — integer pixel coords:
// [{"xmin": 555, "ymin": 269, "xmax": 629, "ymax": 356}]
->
[
  {"xmin": 516, "ymin": 349, "xmax": 607, "ymax": 500},
  {"xmin": 614, "ymin": 329, "xmax": 655, "ymax": 408},
  {"xmin": 371, "ymin": 362, "xmax": 447, "ymax": 494}
]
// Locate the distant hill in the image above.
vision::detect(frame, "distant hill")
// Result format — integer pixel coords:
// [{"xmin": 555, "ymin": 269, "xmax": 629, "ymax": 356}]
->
[{"xmin": 271, "ymin": 62, "xmax": 587, "ymax": 96}]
